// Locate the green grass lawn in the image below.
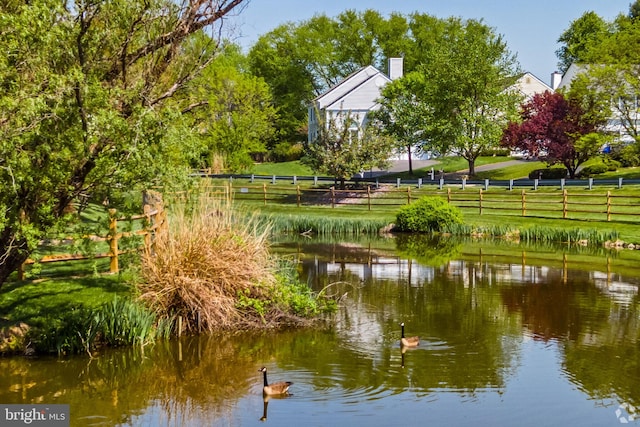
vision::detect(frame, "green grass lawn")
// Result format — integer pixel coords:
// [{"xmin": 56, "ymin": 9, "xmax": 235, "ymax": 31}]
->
[
  {"xmin": 251, "ymin": 160, "xmax": 314, "ymax": 176},
  {"xmin": 0, "ymin": 273, "xmax": 132, "ymax": 329}
]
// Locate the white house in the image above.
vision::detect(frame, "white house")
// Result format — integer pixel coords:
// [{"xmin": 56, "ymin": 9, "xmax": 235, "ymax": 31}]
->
[
  {"xmin": 553, "ymin": 63, "xmax": 637, "ymax": 145},
  {"xmin": 308, "ymin": 57, "xmax": 403, "ymax": 144},
  {"xmin": 512, "ymin": 72, "xmax": 553, "ymax": 99}
]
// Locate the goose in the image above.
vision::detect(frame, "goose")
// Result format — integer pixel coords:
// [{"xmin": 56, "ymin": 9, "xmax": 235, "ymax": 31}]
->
[
  {"xmin": 400, "ymin": 322, "xmax": 419, "ymax": 348},
  {"xmin": 259, "ymin": 366, "xmax": 293, "ymax": 395}
]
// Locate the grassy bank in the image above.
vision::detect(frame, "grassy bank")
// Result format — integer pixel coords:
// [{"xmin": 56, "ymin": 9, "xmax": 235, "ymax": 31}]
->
[{"xmin": 0, "ymin": 195, "xmax": 337, "ymax": 356}]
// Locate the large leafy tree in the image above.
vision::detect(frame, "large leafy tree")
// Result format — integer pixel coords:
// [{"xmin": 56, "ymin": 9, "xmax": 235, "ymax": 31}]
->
[
  {"xmin": 500, "ymin": 91, "xmax": 606, "ymax": 178},
  {"xmin": 556, "ymin": 12, "xmax": 611, "ymax": 73},
  {"xmin": 189, "ymin": 43, "xmax": 277, "ymax": 171},
  {"xmin": 555, "ymin": 4, "xmax": 640, "ymax": 163},
  {"xmin": 371, "ymin": 73, "xmax": 433, "ymax": 175},
  {"xmin": 247, "ymin": 9, "xmax": 410, "ymax": 146},
  {"xmin": 377, "ymin": 18, "xmax": 521, "ymax": 175},
  {"xmin": 0, "ymin": 0, "xmax": 248, "ymax": 286}
]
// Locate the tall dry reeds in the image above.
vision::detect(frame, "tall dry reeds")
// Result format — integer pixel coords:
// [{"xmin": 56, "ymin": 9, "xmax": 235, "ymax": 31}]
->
[{"xmin": 137, "ymin": 195, "xmax": 278, "ymax": 332}]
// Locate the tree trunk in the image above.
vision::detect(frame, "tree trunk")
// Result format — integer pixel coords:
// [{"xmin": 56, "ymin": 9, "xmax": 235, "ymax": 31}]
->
[
  {"xmin": 407, "ymin": 145, "xmax": 413, "ymax": 175},
  {"xmin": 0, "ymin": 230, "xmax": 30, "ymax": 287},
  {"xmin": 468, "ymin": 158, "xmax": 476, "ymax": 176}
]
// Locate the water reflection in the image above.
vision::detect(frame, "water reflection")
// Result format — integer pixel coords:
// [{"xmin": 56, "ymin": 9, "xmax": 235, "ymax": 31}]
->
[{"xmin": 0, "ymin": 236, "xmax": 638, "ymax": 426}]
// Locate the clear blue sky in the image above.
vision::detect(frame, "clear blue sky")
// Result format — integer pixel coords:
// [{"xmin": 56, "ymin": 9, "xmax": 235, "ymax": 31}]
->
[{"xmin": 230, "ymin": 0, "xmax": 631, "ymax": 85}]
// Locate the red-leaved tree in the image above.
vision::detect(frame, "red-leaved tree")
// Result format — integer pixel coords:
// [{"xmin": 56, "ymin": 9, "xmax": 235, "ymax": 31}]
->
[{"xmin": 501, "ymin": 91, "xmax": 603, "ymax": 178}]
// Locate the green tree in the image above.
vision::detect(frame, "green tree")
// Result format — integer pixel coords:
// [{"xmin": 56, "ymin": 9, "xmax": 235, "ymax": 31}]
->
[
  {"xmin": 248, "ymin": 9, "xmax": 410, "ymax": 147},
  {"xmin": 190, "ymin": 44, "xmax": 276, "ymax": 172},
  {"xmin": 556, "ymin": 12, "xmax": 611, "ymax": 73},
  {"xmin": 377, "ymin": 18, "xmax": 520, "ymax": 175},
  {"xmin": 371, "ymin": 73, "xmax": 433, "ymax": 175},
  {"xmin": 303, "ymin": 112, "xmax": 393, "ymax": 188},
  {"xmin": 0, "ymin": 0, "xmax": 248, "ymax": 286}
]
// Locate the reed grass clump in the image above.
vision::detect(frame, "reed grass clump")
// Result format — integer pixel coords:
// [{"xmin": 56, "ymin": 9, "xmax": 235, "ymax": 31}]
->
[
  {"xmin": 265, "ymin": 213, "xmax": 389, "ymax": 235},
  {"xmin": 30, "ymin": 297, "xmax": 164, "ymax": 356},
  {"xmin": 138, "ymin": 196, "xmax": 332, "ymax": 332}
]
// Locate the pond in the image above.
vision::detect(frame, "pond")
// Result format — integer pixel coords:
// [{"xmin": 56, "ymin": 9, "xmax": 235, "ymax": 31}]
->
[{"xmin": 1, "ymin": 236, "xmax": 639, "ymax": 426}]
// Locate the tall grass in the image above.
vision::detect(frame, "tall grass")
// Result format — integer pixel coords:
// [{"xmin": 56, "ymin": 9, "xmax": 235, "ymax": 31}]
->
[
  {"xmin": 264, "ymin": 213, "xmax": 389, "ymax": 235},
  {"xmin": 138, "ymin": 193, "xmax": 334, "ymax": 332},
  {"xmin": 31, "ymin": 297, "xmax": 164, "ymax": 356},
  {"xmin": 441, "ymin": 223, "xmax": 619, "ymax": 244}
]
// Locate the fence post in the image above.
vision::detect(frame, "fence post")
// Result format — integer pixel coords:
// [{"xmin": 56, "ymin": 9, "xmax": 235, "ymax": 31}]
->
[
  {"xmin": 263, "ymin": 183, "xmax": 267, "ymax": 206},
  {"xmin": 560, "ymin": 178, "xmax": 565, "ymax": 190},
  {"xmin": 461, "ymin": 178, "xmax": 466, "ymax": 190},
  {"xmin": 250, "ymin": 174, "xmax": 255, "ymax": 183},
  {"xmin": 479, "ymin": 189, "xmax": 483, "ymax": 215},
  {"xmin": 418, "ymin": 178, "xmax": 422, "ymax": 189},
  {"xmin": 314, "ymin": 176, "xmax": 318, "ymax": 186},
  {"xmin": 293, "ymin": 175, "xmax": 297, "ymax": 185},
  {"xmin": 296, "ymin": 185, "xmax": 301, "ymax": 208},
  {"xmin": 397, "ymin": 178, "xmax": 401, "ymax": 188},
  {"xmin": 588, "ymin": 178, "xmax": 593, "ymax": 190},
  {"xmin": 143, "ymin": 204, "xmax": 152, "ymax": 254},
  {"xmin": 447, "ymin": 187, "xmax": 451, "ymax": 203},
  {"xmin": 534, "ymin": 178, "xmax": 538, "ymax": 191},
  {"xmin": 271, "ymin": 175, "xmax": 276, "ymax": 184},
  {"xmin": 509, "ymin": 179, "xmax": 513, "ymax": 191},
  {"xmin": 521, "ymin": 189, "xmax": 526, "ymax": 216},
  {"xmin": 439, "ymin": 178, "xmax": 444, "ymax": 190},
  {"xmin": 563, "ymin": 189, "xmax": 568, "ymax": 219},
  {"xmin": 108, "ymin": 208, "xmax": 119, "ymax": 274},
  {"xmin": 331, "ymin": 186, "xmax": 335, "ymax": 208},
  {"xmin": 367, "ymin": 186, "xmax": 371, "ymax": 211},
  {"xmin": 619, "ymin": 177, "xmax": 623, "ymax": 189},
  {"xmin": 375, "ymin": 178, "xmax": 379, "ymax": 189},
  {"xmin": 484, "ymin": 179, "xmax": 489, "ymax": 191},
  {"xmin": 430, "ymin": 168, "xmax": 434, "ymax": 180},
  {"xmin": 607, "ymin": 191, "xmax": 611, "ymax": 221}
]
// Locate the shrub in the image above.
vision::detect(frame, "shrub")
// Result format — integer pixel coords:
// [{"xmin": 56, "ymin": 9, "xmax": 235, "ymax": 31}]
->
[
  {"xmin": 272, "ymin": 142, "xmax": 304, "ymax": 162},
  {"xmin": 528, "ymin": 168, "xmax": 568, "ymax": 179},
  {"xmin": 577, "ymin": 163, "xmax": 609, "ymax": 178},
  {"xmin": 394, "ymin": 196, "xmax": 463, "ymax": 232}
]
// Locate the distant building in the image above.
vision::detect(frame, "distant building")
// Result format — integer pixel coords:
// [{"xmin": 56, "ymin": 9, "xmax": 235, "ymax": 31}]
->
[
  {"xmin": 307, "ymin": 59, "xmax": 554, "ymax": 161},
  {"xmin": 308, "ymin": 57, "xmax": 403, "ymax": 144},
  {"xmin": 511, "ymin": 72, "xmax": 553, "ymax": 99},
  {"xmin": 553, "ymin": 63, "xmax": 637, "ymax": 144}
]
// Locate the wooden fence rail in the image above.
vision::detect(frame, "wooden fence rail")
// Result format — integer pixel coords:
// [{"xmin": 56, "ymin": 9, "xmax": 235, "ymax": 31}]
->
[
  {"xmin": 225, "ymin": 183, "xmax": 640, "ymax": 222},
  {"xmin": 18, "ymin": 204, "xmax": 167, "ymax": 280}
]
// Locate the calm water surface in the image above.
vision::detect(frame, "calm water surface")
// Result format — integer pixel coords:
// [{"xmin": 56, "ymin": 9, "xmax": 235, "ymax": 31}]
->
[{"xmin": 1, "ymin": 236, "xmax": 639, "ymax": 427}]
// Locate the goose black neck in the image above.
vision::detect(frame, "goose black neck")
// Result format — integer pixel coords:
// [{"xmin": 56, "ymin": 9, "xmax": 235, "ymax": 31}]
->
[
  {"xmin": 263, "ymin": 369, "xmax": 269, "ymax": 387},
  {"xmin": 401, "ymin": 324, "xmax": 405, "ymax": 338}
]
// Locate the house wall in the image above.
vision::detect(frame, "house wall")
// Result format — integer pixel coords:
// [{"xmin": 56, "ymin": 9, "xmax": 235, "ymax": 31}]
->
[{"xmin": 308, "ymin": 58, "xmax": 402, "ymax": 144}]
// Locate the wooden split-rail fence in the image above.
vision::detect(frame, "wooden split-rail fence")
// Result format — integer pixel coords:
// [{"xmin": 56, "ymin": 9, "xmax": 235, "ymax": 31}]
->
[{"xmin": 18, "ymin": 204, "xmax": 167, "ymax": 280}]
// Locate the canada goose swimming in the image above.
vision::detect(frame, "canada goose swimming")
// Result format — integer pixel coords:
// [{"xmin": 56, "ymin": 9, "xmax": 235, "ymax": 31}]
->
[
  {"xmin": 400, "ymin": 322, "xmax": 419, "ymax": 348},
  {"xmin": 259, "ymin": 366, "xmax": 293, "ymax": 396}
]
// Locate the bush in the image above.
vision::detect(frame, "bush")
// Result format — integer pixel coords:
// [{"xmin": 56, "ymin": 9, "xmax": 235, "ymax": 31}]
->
[
  {"xmin": 480, "ymin": 148, "xmax": 510, "ymax": 157},
  {"xmin": 271, "ymin": 142, "xmax": 304, "ymax": 162},
  {"xmin": 577, "ymin": 163, "xmax": 609, "ymax": 178},
  {"xmin": 528, "ymin": 168, "xmax": 568, "ymax": 179},
  {"xmin": 394, "ymin": 197, "xmax": 463, "ymax": 232}
]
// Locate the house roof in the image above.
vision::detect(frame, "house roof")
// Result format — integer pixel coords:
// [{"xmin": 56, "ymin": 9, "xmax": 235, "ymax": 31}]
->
[
  {"xmin": 512, "ymin": 72, "xmax": 553, "ymax": 98},
  {"xmin": 313, "ymin": 65, "xmax": 391, "ymax": 110},
  {"xmin": 556, "ymin": 63, "xmax": 589, "ymax": 90}
]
